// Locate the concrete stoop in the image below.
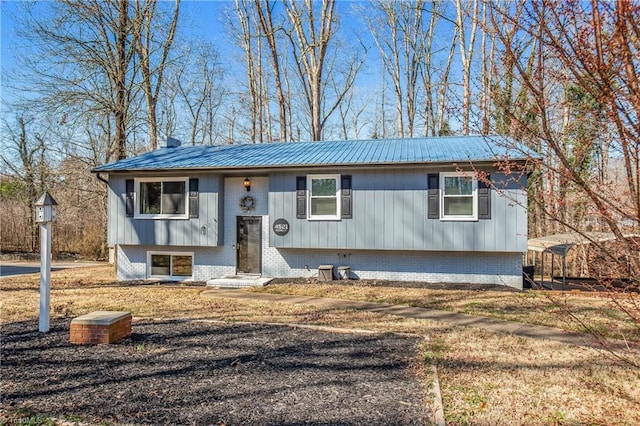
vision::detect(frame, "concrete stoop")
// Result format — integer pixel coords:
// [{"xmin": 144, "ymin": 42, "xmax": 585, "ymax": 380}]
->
[{"xmin": 207, "ymin": 275, "xmax": 273, "ymax": 288}]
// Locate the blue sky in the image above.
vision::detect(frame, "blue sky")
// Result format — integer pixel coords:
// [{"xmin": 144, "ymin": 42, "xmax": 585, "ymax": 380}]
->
[
  {"xmin": 1, "ymin": 1, "xmax": 228, "ymax": 73},
  {"xmin": 1, "ymin": 1, "xmax": 19, "ymax": 78},
  {"xmin": 0, "ymin": 1, "xmax": 372, "ymax": 67},
  {"xmin": 0, "ymin": 0, "xmax": 375, "ymax": 97},
  {"xmin": 0, "ymin": 0, "xmax": 463, "ymax": 140}
]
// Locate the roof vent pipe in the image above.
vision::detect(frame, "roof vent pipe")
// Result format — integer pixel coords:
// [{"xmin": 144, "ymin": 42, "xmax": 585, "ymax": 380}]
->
[{"xmin": 158, "ymin": 136, "xmax": 181, "ymax": 149}]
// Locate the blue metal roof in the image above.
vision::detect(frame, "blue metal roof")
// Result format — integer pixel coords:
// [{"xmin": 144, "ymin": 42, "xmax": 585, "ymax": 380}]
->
[{"xmin": 93, "ymin": 135, "xmax": 535, "ymax": 172}]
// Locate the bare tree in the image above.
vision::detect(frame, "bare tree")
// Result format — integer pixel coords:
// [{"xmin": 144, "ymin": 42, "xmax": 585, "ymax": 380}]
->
[
  {"xmin": 234, "ymin": 0, "xmax": 262, "ymax": 142},
  {"xmin": 336, "ymin": 87, "xmax": 372, "ymax": 140},
  {"xmin": 13, "ymin": 0, "xmax": 186, "ymax": 157},
  {"xmin": 455, "ymin": 0, "xmax": 479, "ymax": 135},
  {"xmin": 369, "ymin": 0, "xmax": 429, "ymax": 137},
  {"xmin": 479, "ymin": 0, "xmax": 495, "ymax": 135},
  {"xmin": 168, "ymin": 44, "xmax": 226, "ymax": 145},
  {"xmin": 12, "ymin": 0, "xmax": 140, "ymax": 161},
  {"xmin": 424, "ymin": 1, "xmax": 458, "ymax": 137},
  {"xmin": 133, "ymin": 0, "xmax": 181, "ymax": 150},
  {"xmin": 229, "ymin": 0, "xmax": 364, "ymax": 142},
  {"xmin": 420, "ymin": 0, "xmax": 441, "ymax": 136},
  {"xmin": 9, "ymin": 1, "xmax": 177, "ymax": 159},
  {"xmin": 284, "ymin": 0, "xmax": 363, "ymax": 141},
  {"xmin": 254, "ymin": 0, "xmax": 289, "ymax": 142},
  {"xmin": 489, "ymin": 0, "xmax": 639, "ymax": 363},
  {"xmin": 367, "ymin": 0, "xmax": 458, "ymax": 137},
  {"xmin": 0, "ymin": 116, "xmax": 52, "ymax": 251}
]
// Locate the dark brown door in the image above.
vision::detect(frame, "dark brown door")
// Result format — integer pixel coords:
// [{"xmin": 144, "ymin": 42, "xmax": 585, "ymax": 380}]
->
[{"xmin": 236, "ymin": 216, "xmax": 262, "ymax": 274}]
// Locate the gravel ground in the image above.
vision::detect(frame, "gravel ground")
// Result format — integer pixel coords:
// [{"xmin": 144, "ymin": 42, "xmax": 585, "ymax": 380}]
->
[{"xmin": 1, "ymin": 319, "xmax": 431, "ymax": 425}]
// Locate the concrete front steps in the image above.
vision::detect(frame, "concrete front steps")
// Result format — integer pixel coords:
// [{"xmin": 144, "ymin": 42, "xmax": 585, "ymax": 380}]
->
[{"xmin": 207, "ymin": 275, "xmax": 273, "ymax": 288}]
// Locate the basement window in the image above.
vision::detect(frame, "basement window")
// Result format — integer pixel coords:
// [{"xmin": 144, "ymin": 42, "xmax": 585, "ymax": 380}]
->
[{"xmin": 148, "ymin": 252, "xmax": 193, "ymax": 280}]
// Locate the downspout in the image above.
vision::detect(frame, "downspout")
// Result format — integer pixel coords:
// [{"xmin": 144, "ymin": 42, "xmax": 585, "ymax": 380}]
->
[{"xmin": 96, "ymin": 172, "xmax": 109, "ymax": 185}]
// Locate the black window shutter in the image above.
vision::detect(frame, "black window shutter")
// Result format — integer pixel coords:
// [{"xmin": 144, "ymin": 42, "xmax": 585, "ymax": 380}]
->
[
  {"xmin": 296, "ymin": 176, "xmax": 306, "ymax": 219},
  {"xmin": 189, "ymin": 178, "xmax": 199, "ymax": 218},
  {"xmin": 478, "ymin": 174, "xmax": 491, "ymax": 219},
  {"xmin": 341, "ymin": 175, "xmax": 352, "ymax": 219},
  {"xmin": 125, "ymin": 179, "xmax": 134, "ymax": 217},
  {"xmin": 427, "ymin": 173, "xmax": 439, "ymax": 219}
]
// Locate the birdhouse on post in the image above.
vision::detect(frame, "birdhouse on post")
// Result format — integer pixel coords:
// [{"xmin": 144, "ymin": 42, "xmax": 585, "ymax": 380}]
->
[
  {"xmin": 35, "ymin": 192, "xmax": 57, "ymax": 332},
  {"xmin": 35, "ymin": 192, "xmax": 57, "ymax": 223}
]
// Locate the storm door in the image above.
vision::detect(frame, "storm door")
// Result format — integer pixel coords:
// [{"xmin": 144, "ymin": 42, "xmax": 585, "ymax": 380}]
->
[{"xmin": 236, "ymin": 216, "xmax": 262, "ymax": 274}]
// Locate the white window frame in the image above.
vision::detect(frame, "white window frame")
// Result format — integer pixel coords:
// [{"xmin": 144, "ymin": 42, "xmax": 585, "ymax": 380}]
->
[
  {"xmin": 307, "ymin": 174, "xmax": 341, "ymax": 220},
  {"xmin": 135, "ymin": 177, "xmax": 189, "ymax": 219},
  {"xmin": 147, "ymin": 251, "xmax": 194, "ymax": 281},
  {"xmin": 440, "ymin": 172, "xmax": 478, "ymax": 221}
]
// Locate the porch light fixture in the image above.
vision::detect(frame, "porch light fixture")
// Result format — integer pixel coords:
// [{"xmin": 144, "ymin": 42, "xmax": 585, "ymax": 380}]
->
[{"xmin": 243, "ymin": 177, "xmax": 251, "ymax": 192}]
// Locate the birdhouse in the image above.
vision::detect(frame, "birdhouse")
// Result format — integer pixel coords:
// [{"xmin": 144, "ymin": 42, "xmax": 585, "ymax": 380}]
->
[{"xmin": 35, "ymin": 192, "xmax": 58, "ymax": 223}]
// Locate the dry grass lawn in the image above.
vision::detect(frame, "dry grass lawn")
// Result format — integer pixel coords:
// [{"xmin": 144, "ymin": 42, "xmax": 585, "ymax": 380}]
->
[
  {"xmin": 254, "ymin": 282, "xmax": 640, "ymax": 342},
  {"xmin": 2, "ymin": 264, "xmax": 639, "ymax": 425}
]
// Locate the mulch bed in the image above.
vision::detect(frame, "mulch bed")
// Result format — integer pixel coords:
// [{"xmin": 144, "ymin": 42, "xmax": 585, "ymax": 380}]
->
[{"xmin": 1, "ymin": 319, "xmax": 431, "ymax": 425}]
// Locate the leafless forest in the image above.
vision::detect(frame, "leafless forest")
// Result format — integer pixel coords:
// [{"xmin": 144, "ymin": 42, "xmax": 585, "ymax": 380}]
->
[{"xmin": 1, "ymin": 0, "xmax": 638, "ymax": 288}]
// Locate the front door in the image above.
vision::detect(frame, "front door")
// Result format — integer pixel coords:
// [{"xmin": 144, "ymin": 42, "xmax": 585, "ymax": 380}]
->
[{"xmin": 236, "ymin": 216, "xmax": 262, "ymax": 274}]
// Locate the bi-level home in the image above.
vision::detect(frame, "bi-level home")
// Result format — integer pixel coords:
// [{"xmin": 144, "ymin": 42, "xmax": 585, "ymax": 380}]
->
[{"xmin": 92, "ymin": 136, "xmax": 533, "ymax": 289}]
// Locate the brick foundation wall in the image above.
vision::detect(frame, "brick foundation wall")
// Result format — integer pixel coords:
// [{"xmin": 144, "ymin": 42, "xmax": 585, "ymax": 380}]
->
[
  {"xmin": 264, "ymin": 249, "xmax": 524, "ymax": 289},
  {"xmin": 118, "ymin": 243, "xmax": 523, "ymax": 289},
  {"xmin": 70, "ymin": 311, "xmax": 132, "ymax": 344}
]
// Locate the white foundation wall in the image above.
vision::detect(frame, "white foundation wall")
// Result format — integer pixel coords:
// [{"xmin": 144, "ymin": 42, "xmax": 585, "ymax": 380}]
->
[
  {"xmin": 263, "ymin": 248, "xmax": 524, "ymax": 289},
  {"xmin": 116, "ymin": 244, "xmax": 231, "ymax": 280},
  {"xmin": 117, "ymin": 243, "xmax": 524, "ymax": 289}
]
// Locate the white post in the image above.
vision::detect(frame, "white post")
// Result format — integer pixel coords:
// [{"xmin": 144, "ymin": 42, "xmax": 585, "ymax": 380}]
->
[{"xmin": 39, "ymin": 222, "xmax": 52, "ymax": 332}]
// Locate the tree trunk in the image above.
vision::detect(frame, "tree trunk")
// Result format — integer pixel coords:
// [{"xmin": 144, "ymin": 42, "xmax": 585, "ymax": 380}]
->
[
  {"xmin": 255, "ymin": 0, "xmax": 288, "ymax": 141},
  {"xmin": 115, "ymin": 0, "xmax": 129, "ymax": 160}
]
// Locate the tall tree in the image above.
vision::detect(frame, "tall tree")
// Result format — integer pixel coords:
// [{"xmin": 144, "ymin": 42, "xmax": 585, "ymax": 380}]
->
[
  {"xmin": 15, "ymin": 0, "xmax": 137, "ymax": 161},
  {"xmin": 231, "ymin": 0, "xmax": 363, "ymax": 142},
  {"xmin": 133, "ymin": 0, "xmax": 181, "ymax": 150},
  {"xmin": 254, "ymin": 0, "xmax": 289, "ymax": 142},
  {"xmin": 234, "ymin": 0, "xmax": 262, "ymax": 142},
  {"xmin": 163, "ymin": 44, "xmax": 226, "ymax": 145},
  {"xmin": 367, "ymin": 0, "xmax": 457, "ymax": 137},
  {"xmin": 0, "ymin": 117, "xmax": 49, "ymax": 251},
  {"xmin": 489, "ymin": 0, "xmax": 640, "ymax": 361},
  {"xmin": 284, "ymin": 0, "xmax": 362, "ymax": 141},
  {"xmin": 12, "ymin": 0, "xmax": 183, "ymax": 160},
  {"xmin": 455, "ymin": 0, "xmax": 479, "ymax": 135},
  {"xmin": 369, "ymin": 0, "xmax": 428, "ymax": 137}
]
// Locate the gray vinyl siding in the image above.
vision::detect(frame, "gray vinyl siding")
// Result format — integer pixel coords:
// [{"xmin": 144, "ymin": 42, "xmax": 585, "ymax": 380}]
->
[
  {"xmin": 107, "ymin": 173, "xmax": 223, "ymax": 246},
  {"xmin": 269, "ymin": 169, "xmax": 527, "ymax": 252}
]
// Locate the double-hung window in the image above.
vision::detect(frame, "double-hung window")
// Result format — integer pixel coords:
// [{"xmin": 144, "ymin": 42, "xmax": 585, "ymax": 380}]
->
[
  {"xmin": 295, "ymin": 174, "xmax": 351, "ymax": 221},
  {"xmin": 440, "ymin": 172, "xmax": 477, "ymax": 220},
  {"xmin": 136, "ymin": 177, "xmax": 188, "ymax": 218},
  {"xmin": 307, "ymin": 174, "xmax": 341, "ymax": 220}
]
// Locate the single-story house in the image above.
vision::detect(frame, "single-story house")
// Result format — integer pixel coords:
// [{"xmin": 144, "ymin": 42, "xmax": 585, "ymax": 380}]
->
[{"xmin": 92, "ymin": 136, "xmax": 533, "ymax": 289}]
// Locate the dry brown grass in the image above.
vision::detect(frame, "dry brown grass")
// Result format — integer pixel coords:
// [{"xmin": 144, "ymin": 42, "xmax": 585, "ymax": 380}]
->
[
  {"xmin": 254, "ymin": 282, "xmax": 640, "ymax": 342},
  {"xmin": 2, "ymin": 265, "xmax": 639, "ymax": 425},
  {"xmin": 0, "ymin": 265, "xmax": 316, "ymax": 325}
]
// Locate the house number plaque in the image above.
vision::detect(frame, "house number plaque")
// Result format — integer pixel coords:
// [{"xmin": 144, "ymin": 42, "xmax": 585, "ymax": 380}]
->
[{"xmin": 273, "ymin": 218, "xmax": 290, "ymax": 236}]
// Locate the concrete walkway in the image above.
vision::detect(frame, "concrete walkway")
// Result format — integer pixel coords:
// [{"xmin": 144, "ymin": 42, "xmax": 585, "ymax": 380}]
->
[{"xmin": 203, "ymin": 289, "xmax": 636, "ymax": 352}]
